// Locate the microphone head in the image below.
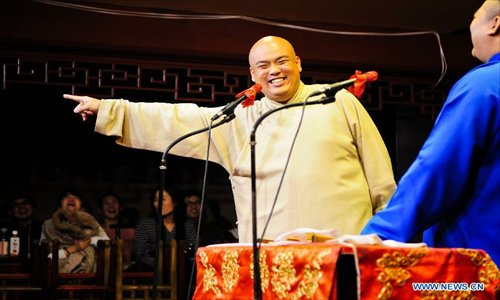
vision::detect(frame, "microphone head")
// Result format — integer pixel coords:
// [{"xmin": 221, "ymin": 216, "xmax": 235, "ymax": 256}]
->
[
  {"xmin": 250, "ymin": 83, "xmax": 262, "ymax": 93},
  {"xmin": 348, "ymin": 70, "xmax": 379, "ymax": 98},
  {"xmin": 362, "ymin": 71, "xmax": 378, "ymax": 82},
  {"xmin": 241, "ymin": 83, "xmax": 262, "ymax": 108}
]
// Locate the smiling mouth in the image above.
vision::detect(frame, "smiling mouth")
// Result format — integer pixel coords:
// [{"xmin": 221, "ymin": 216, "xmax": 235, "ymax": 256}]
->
[{"xmin": 269, "ymin": 77, "xmax": 285, "ymax": 84}]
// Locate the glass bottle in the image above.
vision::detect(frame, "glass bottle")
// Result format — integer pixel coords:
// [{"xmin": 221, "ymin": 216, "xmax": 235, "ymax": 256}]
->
[
  {"xmin": 0, "ymin": 228, "xmax": 8, "ymax": 256},
  {"xmin": 9, "ymin": 230, "xmax": 20, "ymax": 256}
]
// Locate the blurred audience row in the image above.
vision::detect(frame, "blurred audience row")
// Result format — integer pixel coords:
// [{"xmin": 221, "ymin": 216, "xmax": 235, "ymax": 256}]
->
[{"xmin": 0, "ymin": 186, "xmax": 238, "ymax": 274}]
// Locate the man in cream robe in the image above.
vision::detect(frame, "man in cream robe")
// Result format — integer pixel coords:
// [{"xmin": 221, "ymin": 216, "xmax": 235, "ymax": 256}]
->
[{"xmin": 66, "ymin": 36, "xmax": 396, "ymax": 243}]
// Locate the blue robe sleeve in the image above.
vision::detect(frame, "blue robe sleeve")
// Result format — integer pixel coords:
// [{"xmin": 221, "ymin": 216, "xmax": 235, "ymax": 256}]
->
[{"xmin": 361, "ymin": 64, "xmax": 499, "ymax": 242}]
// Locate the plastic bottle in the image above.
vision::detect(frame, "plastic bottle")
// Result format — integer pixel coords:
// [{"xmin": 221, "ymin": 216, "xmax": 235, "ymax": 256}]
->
[
  {"xmin": 0, "ymin": 228, "xmax": 8, "ymax": 256},
  {"xmin": 9, "ymin": 230, "xmax": 20, "ymax": 256}
]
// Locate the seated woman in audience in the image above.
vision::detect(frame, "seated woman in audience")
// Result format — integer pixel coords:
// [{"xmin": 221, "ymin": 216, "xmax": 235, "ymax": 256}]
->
[
  {"xmin": 133, "ymin": 186, "xmax": 185, "ymax": 271},
  {"xmin": 40, "ymin": 189, "xmax": 109, "ymax": 273}
]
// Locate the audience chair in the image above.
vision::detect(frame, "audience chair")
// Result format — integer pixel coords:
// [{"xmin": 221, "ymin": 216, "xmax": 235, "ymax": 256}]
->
[
  {"xmin": 42, "ymin": 239, "xmax": 113, "ymax": 300},
  {"xmin": 0, "ymin": 241, "xmax": 45, "ymax": 300},
  {"xmin": 115, "ymin": 239, "xmax": 177, "ymax": 300},
  {"xmin": 176, "ymin": 240, "xmax": 192, "ymax": 300}
]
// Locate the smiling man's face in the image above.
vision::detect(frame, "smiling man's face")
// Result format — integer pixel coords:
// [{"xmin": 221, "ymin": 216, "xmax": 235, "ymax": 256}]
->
[
  {"xmin": 11, "ymin": 198, "xmax": 35, "ymax": 221},
  {"xmin": 249, "ymin": 36, "xmax": 302, "ymax": 103},
  {"xmin": 102, "ymin": 195, "xmax": 121, "ymax": 221}
]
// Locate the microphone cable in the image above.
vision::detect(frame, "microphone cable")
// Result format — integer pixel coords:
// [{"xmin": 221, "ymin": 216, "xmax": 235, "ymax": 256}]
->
[
  {"xmin": 257, "ymin": 91, "xmax": 321, "ymax": 245},
  {"xmin": 186, "ymin": 119, "xmax": 214, "ymax": 300},
  {"xmin": 249, "ymin": 90, "xmax": 334, "ymax": 300},
  {"xmin": 153, "ymin": 115, "xmax": 229, "ymax": 300}
]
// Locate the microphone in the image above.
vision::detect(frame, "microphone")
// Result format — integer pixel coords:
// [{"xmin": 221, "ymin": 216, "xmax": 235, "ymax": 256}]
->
[
  {"xmin": 211, "ymin": 83, "xmax": 262, "ymax": 121},
  {"xmin": 309, "ymin": 78, "xmax": 356, "ymax": 97},
  {"xmin": 309, "ymin": 71, "xmax": 378, "ymax": 98}
]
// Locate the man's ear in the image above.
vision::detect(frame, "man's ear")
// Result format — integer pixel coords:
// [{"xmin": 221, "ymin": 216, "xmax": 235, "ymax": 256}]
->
[
  {"xmin": 296, "ymin": 56, "xmax": 302, "ymax": 73},
  {"xmin": 488, "ymin": 15, "xmax": 500, "ymax": 35},
  {"xmin": 249, "ymin": 67, "xmax": 255, "ymax": 82}
]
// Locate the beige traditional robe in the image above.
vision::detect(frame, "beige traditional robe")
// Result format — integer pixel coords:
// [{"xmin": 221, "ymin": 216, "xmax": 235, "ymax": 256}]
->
[{"xmin": 96, "ymin": 82, "xmax": 396, "ymax": 242}]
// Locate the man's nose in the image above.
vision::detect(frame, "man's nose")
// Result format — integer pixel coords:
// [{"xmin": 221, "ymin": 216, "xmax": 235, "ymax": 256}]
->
[{"xmin": 269, "ymin": 63, "xmax": 281, "ymax": 74}]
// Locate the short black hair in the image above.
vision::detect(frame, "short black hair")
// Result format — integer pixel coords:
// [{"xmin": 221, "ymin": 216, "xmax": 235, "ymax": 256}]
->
[
  {"xmin": 98, "ymin": 192, "xmax": 123, "ymax": 208},
  {"xmin": 9, "ymin": 194, "xmax": 37, "ymax": 210},
  {"xmin": 55, "ymin": 188, "xmax": 92, "ymax": 213}
]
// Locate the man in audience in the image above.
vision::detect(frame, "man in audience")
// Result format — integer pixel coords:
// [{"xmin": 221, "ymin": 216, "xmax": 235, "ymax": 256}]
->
[
  {"xmin": 3, "ymin": 195, "xmax": 42, "ymax": 269},
  {"xmin": 97, "ymin": 192, "xmax": 137, "ymax": 270}
]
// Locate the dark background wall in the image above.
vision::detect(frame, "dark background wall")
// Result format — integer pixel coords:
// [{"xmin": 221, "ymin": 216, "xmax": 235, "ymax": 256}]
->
[{"xmin": 0, "ymin": 0, "xmax": 481, "ymax": 223}]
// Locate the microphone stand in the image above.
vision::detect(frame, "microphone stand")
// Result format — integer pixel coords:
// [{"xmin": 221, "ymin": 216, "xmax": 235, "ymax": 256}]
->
[
  {"xmin": 152, "ymin": 114, "xmax": 235, "ymax": 300},
  {"xmin": 249, "ymin": 91, "xmax": 339, "ymax": 300}
]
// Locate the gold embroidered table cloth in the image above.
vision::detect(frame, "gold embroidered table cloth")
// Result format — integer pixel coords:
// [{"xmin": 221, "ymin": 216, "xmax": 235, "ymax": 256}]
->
[{"xmin": 193, "ymin": 243, "xmax": 499, "ymax": 300}]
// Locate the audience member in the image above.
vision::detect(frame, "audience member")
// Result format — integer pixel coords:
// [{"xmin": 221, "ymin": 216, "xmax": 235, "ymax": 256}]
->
[
  {"xmin": 40, "ymin": 189, "xmax": 109, "ymax": 273},
  {"xmin": 183, "ymin": 191, "xmax": 201, "ymax": 246},
  {"xmin": 2, "ymin": 194, "xmax": 42, "ymax": 269},
  {"xmin": 183, "ymin": 191, "xmax": 237, "ymax": 246},
  {"xmin": 133, "ymin": 186, "xmax": 185, "ymax": 271},
  {"xmin": 98, "ymin": 193, "xmax": 136, "ymax": 233},
  {"xmin": 97, "ymin": 192, "xmax": 138, "ymax": 270}
]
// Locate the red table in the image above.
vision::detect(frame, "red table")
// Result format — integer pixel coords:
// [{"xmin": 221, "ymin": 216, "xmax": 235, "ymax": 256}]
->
[{"xmin": 193, "ymin": 242, "xmax": 499, "ymax": 299}]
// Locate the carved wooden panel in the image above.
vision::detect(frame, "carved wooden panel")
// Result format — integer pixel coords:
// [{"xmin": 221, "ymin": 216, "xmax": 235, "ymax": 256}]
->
[{"xmin": 1, "ymin": 55, "xmax": 450, "ymax": 118}]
